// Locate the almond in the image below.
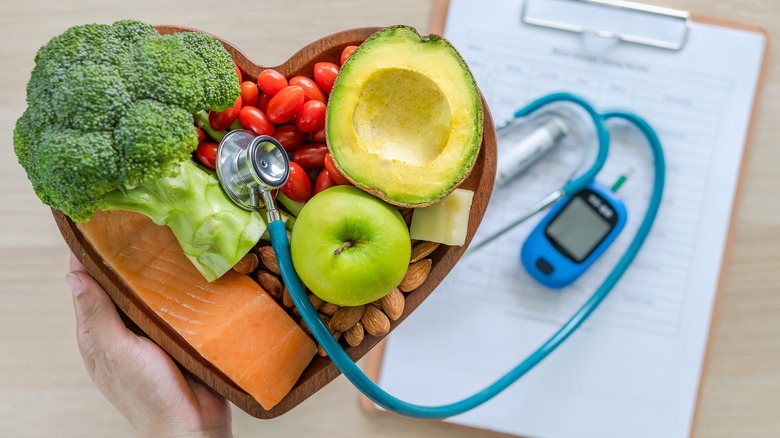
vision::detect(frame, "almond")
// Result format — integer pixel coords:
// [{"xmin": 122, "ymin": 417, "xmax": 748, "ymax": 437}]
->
[
  {"xmin": 361, "ymin": 305, "xmax": 390, "ymax": 337},
  {"xmin": 380, "ymin": 288, "xmax": 404, "ymax": 320},
  {"xmin": 398, "ymin": 259, "xmax": 432, "ymax": 292},
  {"xmin": 258, "ymin": 246, "xmax": 280, "ymax": 275},
  {"xmin": 319, "ymin": 302, "xmax": 340, "ymax": 316},
  {"xmin": 300, "ymin": 313, "xmax": 331, "ymax": 337},
  {"xmin": 256, "ymin": 269, "xmax": 283, "ymax": 299},
  {"xmin": 344, "ymin": 321, "xmax": 364, "ymax": 347},
  {"xmin": 329, "ymin": 305, "xmax": 365, "ymax": 332},
  {"xmin": 308, "ymin": 293, "xmax": 325, "ymax": 311},
  {"xmin": 318, "ymin": 332, "xmax": 342, "ymax": 357},
  {"xmin": 232, "ymin": 252, "xmax": 259, "ymax": 274},
  {"xmin": 410, "ymin": 241, "xmax": 440, "ymax": 263},
  {"xmin": 283, "ymin": 286, "xmax": 312, "ymax": 309},
  {"xmin": 282, "ymin": 286, "xmax": 293, "ymax": 308}
]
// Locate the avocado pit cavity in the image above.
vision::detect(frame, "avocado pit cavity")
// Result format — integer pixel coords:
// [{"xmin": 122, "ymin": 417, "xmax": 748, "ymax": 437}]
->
[{"xmin": 352, "ymin": 68, "xmax": 451, "ymax": 165}]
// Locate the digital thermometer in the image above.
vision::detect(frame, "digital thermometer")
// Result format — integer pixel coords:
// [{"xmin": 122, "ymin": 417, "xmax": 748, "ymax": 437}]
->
[{"xmin": 521, "ymin": 180, "xmax": 627, "ymax": 288}]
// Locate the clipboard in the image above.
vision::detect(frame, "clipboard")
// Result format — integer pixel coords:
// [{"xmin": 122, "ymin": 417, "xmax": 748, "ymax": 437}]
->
[{"xmin": 361, "ymin": 1, "xmax": 770, "ymax": 438}]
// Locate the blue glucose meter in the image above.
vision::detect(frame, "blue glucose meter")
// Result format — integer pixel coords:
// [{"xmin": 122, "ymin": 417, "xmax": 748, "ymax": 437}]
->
[{"xmin": 521, "ymin": 180, "xmax": 627, "ymax": 288}]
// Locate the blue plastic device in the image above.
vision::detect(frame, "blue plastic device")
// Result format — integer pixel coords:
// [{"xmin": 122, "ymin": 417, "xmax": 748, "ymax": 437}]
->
[{"xmin": 521, "ymin": 180, "xmax": 627, "ymax": 288}]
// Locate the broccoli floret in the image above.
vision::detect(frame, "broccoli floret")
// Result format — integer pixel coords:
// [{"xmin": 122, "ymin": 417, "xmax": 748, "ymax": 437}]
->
[
  {"xmin": 174, "ymin": 31, "xmax": 240, "ymax": 112},
  {"xmin": 26, "ymin": 20, "xmax": 154, "ymax": 106},
  {"xmin": 14, "ymin": 20, "xmax": 260, "ymax": 281},
  {"xmin": 34, "ymin": 23, "xmax": 123, "ymax": 68},
  {"xmin": 115, "ymin": 99, "xmax": 197, "ymax": 184},
  {"xmin": 49, "ymin": 64, "xmax": 132, "ymax": 131},
  {"xmin": 36, "ymin": 130, "xmax": 119, "ymax": 222},
  {"xmin": 111, "ymin": 19, "xmax": 161, "ymax": 49},
  {"xmin": 121, "ymin": 35, "xmax": 207, "ymax": 114}
]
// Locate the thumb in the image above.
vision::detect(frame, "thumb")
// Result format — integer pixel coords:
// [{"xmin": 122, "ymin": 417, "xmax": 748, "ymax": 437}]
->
[{"xmin": 66, "ymin": 268, "xmax": 131, "ymax": 365}]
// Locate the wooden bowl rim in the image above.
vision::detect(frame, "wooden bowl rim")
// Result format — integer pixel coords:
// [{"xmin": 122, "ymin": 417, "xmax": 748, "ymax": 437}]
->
[{"xmin": 54, "ymin": 25, "xmax": 498, "ymax": 418}]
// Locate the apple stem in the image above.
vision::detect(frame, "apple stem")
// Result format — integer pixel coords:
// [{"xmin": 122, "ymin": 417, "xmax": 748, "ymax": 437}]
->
[{"xmin": 333, "ymin": 241, "xmax": 353, "ymax": 256}]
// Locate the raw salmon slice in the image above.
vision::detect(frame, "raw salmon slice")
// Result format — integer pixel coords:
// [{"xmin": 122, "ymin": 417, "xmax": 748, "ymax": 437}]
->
[{"xmin": 79, "ymin": 209, "xmax": 317, "ymax": 410}]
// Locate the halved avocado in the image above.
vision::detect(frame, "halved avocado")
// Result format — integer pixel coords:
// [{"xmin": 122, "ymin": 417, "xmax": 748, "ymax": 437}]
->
[{"xmin": 326, "ymin": 26, "xmax": 483, "ymax": 207}]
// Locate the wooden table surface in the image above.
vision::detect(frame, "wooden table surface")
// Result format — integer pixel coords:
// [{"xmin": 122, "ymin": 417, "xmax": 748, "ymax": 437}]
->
[{"xmin": 1, "ymin": 0, "xmax": 778, "ymax": 437}]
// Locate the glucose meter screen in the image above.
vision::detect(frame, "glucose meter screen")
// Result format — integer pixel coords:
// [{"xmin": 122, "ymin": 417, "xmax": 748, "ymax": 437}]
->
[{"xmin": 546, "ymin": 197, "xmax": 612, "ymax": 262}]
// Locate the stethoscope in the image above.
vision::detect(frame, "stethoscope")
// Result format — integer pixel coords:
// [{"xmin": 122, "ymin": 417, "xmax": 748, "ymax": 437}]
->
[{"xmin": 215, "ymin": 92, "xmax": 665, "ymax": 419}]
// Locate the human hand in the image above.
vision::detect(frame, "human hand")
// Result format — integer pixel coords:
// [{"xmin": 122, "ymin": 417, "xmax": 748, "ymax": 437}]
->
[{"xmin": 66, "ymin": 253, "xmax": 233, "ymax": 438}]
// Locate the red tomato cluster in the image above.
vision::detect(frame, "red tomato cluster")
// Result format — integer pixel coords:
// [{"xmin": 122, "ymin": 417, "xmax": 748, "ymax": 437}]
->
[{"xmin": 195, "ymin": 47, "xmax": 359, "ymax": 204}]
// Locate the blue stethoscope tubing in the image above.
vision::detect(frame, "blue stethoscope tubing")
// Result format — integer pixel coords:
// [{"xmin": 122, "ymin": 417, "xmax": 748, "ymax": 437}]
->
[{"xmin": 270, "ymin": 92, "xmax": 666, "ymax": 419}]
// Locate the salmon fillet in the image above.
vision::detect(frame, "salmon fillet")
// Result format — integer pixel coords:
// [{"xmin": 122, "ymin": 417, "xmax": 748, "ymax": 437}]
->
[{"xmin": 79, "ymin": 209, "xmax": 317, "ymax": 410}]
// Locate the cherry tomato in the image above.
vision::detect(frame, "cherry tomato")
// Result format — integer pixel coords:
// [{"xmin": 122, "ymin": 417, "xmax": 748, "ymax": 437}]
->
[
  {"xmin": 240, "ymin": 81, "xmax": 259, "ymax": 108},
  {"xmin": 324, "ymin": 152, "xmax": 351, "ymax": 186},
  {"xmin": 313, "ymin": 62, "xmax": 340, "ymax": 95},
  {"xmin": 257, "ymin": 92, "xmax": 273, "ymax": 113},
  {"xmin": 312, "ymin": 127, "xmax": 327, "ymax": 143},
  {"xmin": 340, "ymin": 45, "xmax": 358, "ymax": 65},
  {"xmin": 273, "ymin": 124, "xmax": 306, "ymax": 151},
  {"xmin": 288, "ymin": 76, "xmax": 327, "ymax": 103},
  {"xmin": 281, "ymin": 161, "xmax": 311, "ymax": 202},
  {"xmin": 292, "ymin": 143, "xmax": 328, "ymax": 170},
  {"xmin": 234, "ymin": 62, "xmax": 242, "ymax": 84},
  {"xmin": 195, "ymin": 126, "xmax": 205, "ymax": 143},
  {"xmin": 267, "ymin": 85, "xmax": 304, "ymax": 124},
  {"xmin": 257, "ymin": 69, "xmax": 288, "ymax": 95},
  {"xmin": 296, "ymin": 100, "xmax": 327, "ymax": 133},
  {"xmin": 314, "ymin": 168, "xmax": 338, "ymax": 195},
  {"xmin": 238, "ymin": 106, "xmax": 274, "ymax": 136},
  {"xmin": 196, "ymin": 142, "xmax": 218, "ymax": 170},
  {"xmin": 209, "ymin": 95, "xmax": 242, "ymax": 131}
]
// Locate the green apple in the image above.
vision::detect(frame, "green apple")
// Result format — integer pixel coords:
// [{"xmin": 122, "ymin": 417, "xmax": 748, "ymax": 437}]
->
[{"xmin": 290, "ymin": 185, "xmax": 411, "ymax": 306}]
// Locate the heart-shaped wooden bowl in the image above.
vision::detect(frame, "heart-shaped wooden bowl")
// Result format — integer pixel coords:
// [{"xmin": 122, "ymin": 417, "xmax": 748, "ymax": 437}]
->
[{"xmin": 54, "ymin": 25, "xmax": 497, "ymax": 418}]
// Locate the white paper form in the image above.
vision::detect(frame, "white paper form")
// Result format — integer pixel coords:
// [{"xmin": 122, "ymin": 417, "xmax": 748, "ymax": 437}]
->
[{"xmin": 377, "ymin": 1, "xmax": 765, "ymax": 437}]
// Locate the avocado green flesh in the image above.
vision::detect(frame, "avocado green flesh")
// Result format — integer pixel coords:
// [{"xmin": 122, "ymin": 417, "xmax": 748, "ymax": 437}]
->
[{"xmin": 327, "ymin": 26, "xmax": 482, "ymax": 206}]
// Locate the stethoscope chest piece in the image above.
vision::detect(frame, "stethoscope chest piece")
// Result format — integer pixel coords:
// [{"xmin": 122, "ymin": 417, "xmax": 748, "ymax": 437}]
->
[{"xmin": 216, "ymin": 129, "xmax": 289, "ymax": 211}]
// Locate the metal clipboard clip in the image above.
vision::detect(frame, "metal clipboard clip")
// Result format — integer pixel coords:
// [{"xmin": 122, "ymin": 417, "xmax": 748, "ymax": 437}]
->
[{"xmin": 522, "ymin": 0, "xmax": 691, "ymax": 51}]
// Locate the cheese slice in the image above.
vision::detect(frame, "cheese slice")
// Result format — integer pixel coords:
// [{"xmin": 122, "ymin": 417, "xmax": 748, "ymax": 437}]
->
[{"xmin": 409, "ymin": 189, "xmax": 474, "ymax": 246}]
